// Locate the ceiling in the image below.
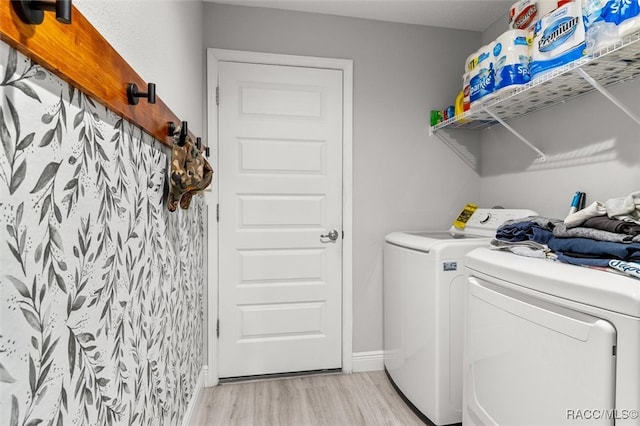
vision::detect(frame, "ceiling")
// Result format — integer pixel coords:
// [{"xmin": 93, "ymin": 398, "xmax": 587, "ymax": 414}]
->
[{"xmin": 206, "ymin": 0, "xmax": 513, "ymax": 32}]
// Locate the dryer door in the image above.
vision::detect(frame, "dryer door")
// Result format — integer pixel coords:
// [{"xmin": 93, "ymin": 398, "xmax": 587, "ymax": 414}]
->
[{"xmin": 464, "ymin": 277, "xmax": 617, "ymax": 426}]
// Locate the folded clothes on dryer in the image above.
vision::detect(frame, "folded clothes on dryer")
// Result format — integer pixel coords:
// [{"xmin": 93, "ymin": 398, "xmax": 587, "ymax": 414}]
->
[
  {"xmin": 493, "ymin": 212, "xmax": 640, "ymax": 278},
  {"xmin": 495, "ymin": 216, "xmax": 560, "ymax": 244},
  {"xmin": 554, "ymin": 253, "xmax": 613, "ymax": 268},
  {"xmin": 581, "ymin": 216, "xmax": 640, "ymax": 235},
  {"xmin": 490, "ymin": 239, "xmax": 552, "ymax": 259},
  {"xmin": 564, "ymin": 201, "xmax": 606, "ymax": 227},
  {"xmin": 605, "ymin": 190, "xmax": 640, "ymax": 220},
  {"xmin": 552, "ymin": 223, "xmax": 640, "ymax": 243},
  {"xmin": 547, "ymin": 237, "xmax": 640, "ymax": 261},
  {"xmin": 565, "ymin": 191, "xmax": 640, "ymax": 227}
]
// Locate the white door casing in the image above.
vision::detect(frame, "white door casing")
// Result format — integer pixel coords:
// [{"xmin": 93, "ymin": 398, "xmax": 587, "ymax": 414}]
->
[{"xmin": 206, "ymin": 50, "xmax": 353, "ymax": 383}]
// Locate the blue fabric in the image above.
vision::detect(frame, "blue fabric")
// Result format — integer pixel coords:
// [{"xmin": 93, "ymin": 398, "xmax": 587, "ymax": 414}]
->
[
  {"xmin": 548, "ymin": 237, "xmax": 640, "ymax": 261},
  {"xmin": 496, "ymin": 221, "xmax": 555, "ymax": 244},
  {"xmin": 555, "ymin": 253, "xmax": 613, "ymax": 268}
]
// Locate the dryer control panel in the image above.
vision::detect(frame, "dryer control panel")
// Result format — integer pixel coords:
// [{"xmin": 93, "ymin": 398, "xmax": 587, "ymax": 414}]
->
[{"xmin": 450, "ymin": 208, "xmax": 537, "ymax": 238}]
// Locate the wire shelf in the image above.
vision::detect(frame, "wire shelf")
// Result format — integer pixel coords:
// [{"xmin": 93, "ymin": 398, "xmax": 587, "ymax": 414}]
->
[{"xmin": 431, "ymin": 30, "xmax": 640, "ymax": 133}]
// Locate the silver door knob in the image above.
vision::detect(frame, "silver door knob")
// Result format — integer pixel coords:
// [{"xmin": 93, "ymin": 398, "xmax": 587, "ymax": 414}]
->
[{"xmin": 321, "ymin": 230, "xmax": 339, "ymax": 241}]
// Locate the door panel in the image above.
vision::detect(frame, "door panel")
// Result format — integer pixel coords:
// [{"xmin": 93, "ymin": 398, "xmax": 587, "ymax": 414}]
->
[
  {"xmin": 218, "ymin": 61, "xmax": 343, "ymax": 377},
  {"xmin": 238, "ymin": 138, "xmax": 326, "ymax": 174}
]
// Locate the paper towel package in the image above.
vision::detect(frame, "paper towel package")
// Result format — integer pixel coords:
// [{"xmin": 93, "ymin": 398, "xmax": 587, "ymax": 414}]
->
[
  {"xmin": 465, "ymin": 51, "xmax": 478, "ymax": 72},
  {"xmin": 530, "ymin": 1, "xmax": 587, "ymax": 78},
  {"xmin": 462, "ymin": 51, "xmax": 476, "ymax": 111},
  {"xmin": 469, "ymin": 43, "xmax": 496, "ymax": 105},
  {"xmin": 509, "ymin": 0, "xmax": 559, "ymax": 30},
  {"xmin": 493, "ymin": 30, "xmax": 532, "ymax": 95},
  {"xmin": 584, "ymin": 0, "xmax": 640, "ymax": 52},
  {"xmin": 618, "ymin": 0, "xmax": 640, "ymax": 37},
  {"xmin": 462, "ymin": 72, "xmax": 472, "ymax": 111}
]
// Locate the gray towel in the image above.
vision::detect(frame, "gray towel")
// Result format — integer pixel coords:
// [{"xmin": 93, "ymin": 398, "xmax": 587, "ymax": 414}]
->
[
  {"xmin": 553, "ymin": 223, "xmax": 640, "ymax": 243},
  {"xmin": 582, "ymin": 216, "xmax": 640, "ymax": 236}
]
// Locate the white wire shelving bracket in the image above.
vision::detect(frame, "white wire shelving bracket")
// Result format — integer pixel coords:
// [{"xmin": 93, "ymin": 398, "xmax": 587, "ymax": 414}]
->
[
  {"xmin": 429, "ymin": 29, "xmax": 640, "ymax": 160},
  {"xmin": 574, "ymin": 67, "xmax": 640, "ymax": 126},
  {"xmin": 483, "ymin": 107, "xmax": 546, "ymax": 161}
]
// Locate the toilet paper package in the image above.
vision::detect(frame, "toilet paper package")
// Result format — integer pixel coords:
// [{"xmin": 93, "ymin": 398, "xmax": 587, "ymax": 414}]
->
[
  {"xmin": 584, "ymin": 0, "xmax": 640, "ymax": 53},
  {"xmin": 509, "ymin": 0, "xmax": 559, "ymax": 30},
  {"xmin": 530, "ymin": 1, "xmax": 587, "ymax": 78},
  {"xmin": 469, "ymin": 43, "xmax": 496, "ymax": 105},
  {"xmin": 493, "ymin": 30, "xmax": 532, "ymax": 95}
]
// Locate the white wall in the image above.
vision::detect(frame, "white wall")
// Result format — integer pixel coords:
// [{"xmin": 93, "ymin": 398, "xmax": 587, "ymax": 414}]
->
[
  {"xmin": 483, "ymin": 10, "xmax": 510, "ymax": 44},
  {"xmin": 480, "ymin": 12, "xmax": 640, "ymax": 218},
  {"xmin": 203, "ymin": 3, "xmax": 482, "ymax": 352},
  {"xmin": 74, "ymin": 0, "xmax": 205, "ymax": 137}
]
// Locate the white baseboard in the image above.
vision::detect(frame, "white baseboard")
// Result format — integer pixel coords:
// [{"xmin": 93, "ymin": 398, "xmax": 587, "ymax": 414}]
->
[
  {"xmin": 352, "ymin": 350, "xmax": 384, "ymax": 372},
  {"xmin": 182, "ymin": 366, "xmax": 206, "ymax": 426}
]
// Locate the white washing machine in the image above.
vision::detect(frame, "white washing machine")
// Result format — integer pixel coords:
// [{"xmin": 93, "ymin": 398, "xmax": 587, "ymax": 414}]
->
[
  {"xmin": 383, "ymin": 208, "xmax": 537, "ymax": 426},
  {"xmin": 464, "ymin": 248, "xmax": 640, "ymax": 426}
]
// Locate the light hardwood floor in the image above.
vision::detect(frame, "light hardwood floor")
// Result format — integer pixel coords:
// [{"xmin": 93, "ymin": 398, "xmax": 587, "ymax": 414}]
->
[{"xmin": 192, "ymin": 371, "xmax": 426, "ymax": 426}]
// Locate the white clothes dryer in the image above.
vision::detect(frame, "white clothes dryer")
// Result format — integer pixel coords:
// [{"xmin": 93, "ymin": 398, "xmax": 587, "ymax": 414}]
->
[
  {"xmin": 383, "ymin": 208, "xmax": 537, "ymax": 426},
  {"xmin": 464, "ymin": 248, "xmax": 640, "ymax": 426}
]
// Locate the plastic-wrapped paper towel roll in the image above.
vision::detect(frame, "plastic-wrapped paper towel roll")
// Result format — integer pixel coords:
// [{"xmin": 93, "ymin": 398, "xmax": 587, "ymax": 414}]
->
[
  {"xmin": 530, "ymin": 1, "xmax": 586, "ymax": 79},
  {"xmin": 462, "ymin": 51, "xmax": 476, "ymax": 112},
  {"xmin": 469, "ymin": 43, "xmax": 496, "ymax": 105},
  {"xmin": 584, "ymin": 0, "xmax": 640, "ymax": 53},
  {"xmin": 618, "ymin": 0, "xmax": 640, "ymax": 37},
  {"xmin": 493, "ymin": 30, "xmax": 532, "ymax": 96},
  {"xmin": 462, "ymin": 72, "xmax": 472, "ymax": 111},
  {"xmin": 509, "ymin": 0, "xmax": 558, "ymax": 30},
  {"xmin": 465, "ymin": 51, "xmax": 478, "ymax": 72}
]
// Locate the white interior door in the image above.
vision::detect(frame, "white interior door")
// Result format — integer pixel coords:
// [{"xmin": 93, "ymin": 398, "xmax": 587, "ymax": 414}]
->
[{"xmin": 217, "ymin": 61, "xmax": 343, "ymax": 378}]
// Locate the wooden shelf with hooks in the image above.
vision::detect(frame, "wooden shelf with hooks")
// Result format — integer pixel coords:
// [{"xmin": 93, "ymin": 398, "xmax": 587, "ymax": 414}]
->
[{"xmin": 0, "ymin": 2, "xmax": 206, "ymax": 151}]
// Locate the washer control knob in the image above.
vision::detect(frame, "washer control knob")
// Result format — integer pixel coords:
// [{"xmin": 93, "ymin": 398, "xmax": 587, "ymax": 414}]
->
[{"xmin": 479, "ymin": 213, "xmax": 491, "ymax": 224}]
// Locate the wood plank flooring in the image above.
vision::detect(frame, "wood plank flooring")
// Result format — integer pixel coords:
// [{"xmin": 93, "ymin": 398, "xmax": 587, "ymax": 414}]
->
[{"xmin": 192, "ymin": 370, "xmax": 426, "ymax": 426}]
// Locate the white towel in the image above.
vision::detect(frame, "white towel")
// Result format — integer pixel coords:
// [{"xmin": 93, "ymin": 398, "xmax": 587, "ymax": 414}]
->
[
  {"xmin": 564, "ymin": 201, "xmax": 606, "ymax": 227},
  {"xmin": 607, "ymin": 191, "xmax": 640, "ymax": 223}
]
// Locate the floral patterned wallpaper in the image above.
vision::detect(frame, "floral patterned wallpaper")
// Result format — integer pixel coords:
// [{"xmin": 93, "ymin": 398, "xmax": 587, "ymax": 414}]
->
[{"xmin": 0, "ymin": 41, "xmax": 205, "ymax": 426}]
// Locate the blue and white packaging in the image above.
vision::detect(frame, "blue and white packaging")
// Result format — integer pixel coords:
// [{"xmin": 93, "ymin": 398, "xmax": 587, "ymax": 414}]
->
[
  {"xmin": 530, "ymin": 1, "xmax": 587, "ymax": 78},
  {"xmin": 469, "ymin": 43, "xmax": 496, "ymax": 104},
  {"xmin": 584, "ymin": 0, "xmax": 640, "ymax": 52},
  {"xmin": 493, "ymin": 30, "xmax": 532, "ymax": 95}
]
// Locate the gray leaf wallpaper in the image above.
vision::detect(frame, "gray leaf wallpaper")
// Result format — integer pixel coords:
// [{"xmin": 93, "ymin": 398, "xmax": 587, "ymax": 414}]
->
[{"xmin": 0, "ymin": 40, "xmax": 205, "ymax": 426}]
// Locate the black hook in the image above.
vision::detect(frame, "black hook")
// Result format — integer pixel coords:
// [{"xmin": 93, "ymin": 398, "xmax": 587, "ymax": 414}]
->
[
  {"xmin": 127, "ymin": 82, "xmax": 156, "ymax": 105},
  {"xmin": 168, "ymin": 121, "xmax": 188, "ymax": 146},
  {"xmin": 11, "ymin": 0, "xmax": 72, "ymax": 25},
  {"xmin": 196, "ymin": 137, "xmax": 210, "ymax": 157},
  {"xmin": 178, "ymin": 121, "xmax": 188, "ymax": 147}
]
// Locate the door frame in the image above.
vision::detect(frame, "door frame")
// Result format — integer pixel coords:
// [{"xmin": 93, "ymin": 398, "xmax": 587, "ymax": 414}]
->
[{"xmin": 205, "ymin": 48, "xmax": 353, "ymax": 387}]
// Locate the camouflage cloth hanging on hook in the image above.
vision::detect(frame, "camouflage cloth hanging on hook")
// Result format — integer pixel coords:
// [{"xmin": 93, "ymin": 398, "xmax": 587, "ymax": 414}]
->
[{"xmin": 167, "ymin": 136, "xmax": 213, "ymax": 212}]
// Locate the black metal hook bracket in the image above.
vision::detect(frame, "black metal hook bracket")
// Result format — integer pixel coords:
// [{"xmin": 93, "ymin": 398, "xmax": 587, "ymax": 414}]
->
[
  {"xmin": 168, "ymin": 121, "xmax": 177, "ymax": 137},
  {"xmin": 195, "ymin": 137, "xmax": 210, "ymax": 157},
  {"xmin": 11, "ymin": 0, "xmax": 72, "ymax": 25},
  {"xmin": 168, "ymin": 121, "xmax": 188, "ymax": 146},
  {"xmin": 178, "ymin": 121, "xmax": 188, "ymax": 146},
  {"xmin": 127, "ymin": 82, "xmax": 156, "ymax": 105}
]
